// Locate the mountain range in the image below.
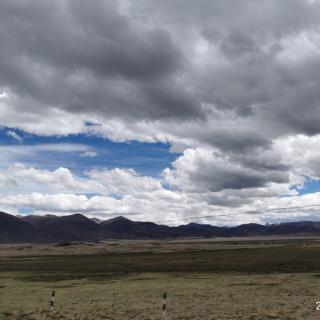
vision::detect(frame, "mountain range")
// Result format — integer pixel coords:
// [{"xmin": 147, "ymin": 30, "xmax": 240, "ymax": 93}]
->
[{"xmin": 1, "ymin": 211, "xmax": 320, "ymax": 243}]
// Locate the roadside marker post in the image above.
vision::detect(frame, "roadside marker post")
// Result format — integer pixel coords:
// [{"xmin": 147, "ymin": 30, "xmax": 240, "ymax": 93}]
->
[
  {"xmin": 50, "ymin": 289, "xmax": 56, "ymax": 311},
  {"xmin": 162, "ymin": 292, "xmax": 167, "ymax": 320}
]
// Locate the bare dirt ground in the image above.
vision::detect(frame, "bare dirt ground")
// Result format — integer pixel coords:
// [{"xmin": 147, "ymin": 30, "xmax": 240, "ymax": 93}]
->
[{"xmin": 0, "ymin": 237, "xmax": 320, "ymax": 319}]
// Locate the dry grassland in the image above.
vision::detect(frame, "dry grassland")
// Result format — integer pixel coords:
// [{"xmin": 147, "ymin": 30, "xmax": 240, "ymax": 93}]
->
[{"xmin": 0, "ymin": 237, "xmax": 320, "ymax": 319}]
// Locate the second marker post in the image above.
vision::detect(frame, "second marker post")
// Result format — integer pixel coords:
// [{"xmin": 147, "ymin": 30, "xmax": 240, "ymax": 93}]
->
[{"xmin": 162, "ymin": 292, "xmax": 167, "ymax": 320}]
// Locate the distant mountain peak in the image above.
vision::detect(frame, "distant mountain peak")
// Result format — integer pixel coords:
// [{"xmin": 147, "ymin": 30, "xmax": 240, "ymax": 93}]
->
[
  {"xmin": 60, "ymin": 213, "xmax": 92, "ymax": 221},
  {"xmin": 104, "ymin": 216, "xmax": 133, "ymax": 224}
]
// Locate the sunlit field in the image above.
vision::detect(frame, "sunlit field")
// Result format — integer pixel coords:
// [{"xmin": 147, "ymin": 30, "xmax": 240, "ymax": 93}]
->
[{"xmin": 1, "ymin": 238, "xmax": 320, "ymax": 319}]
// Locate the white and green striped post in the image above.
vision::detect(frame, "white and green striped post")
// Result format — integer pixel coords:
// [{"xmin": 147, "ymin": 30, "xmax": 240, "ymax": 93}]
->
[
  {"xmin": 162, "ymin": 292, "xmax": 167, "ymax": 320},
  {"xmin": 50, "ymin": 289, "xmax": 56, "ymax": 311}
]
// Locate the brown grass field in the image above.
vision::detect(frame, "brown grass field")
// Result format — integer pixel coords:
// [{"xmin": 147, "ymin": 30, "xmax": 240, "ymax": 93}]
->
[{"xmin": 1, "ymin": 237, "xmax": 320, "ymax": 319}]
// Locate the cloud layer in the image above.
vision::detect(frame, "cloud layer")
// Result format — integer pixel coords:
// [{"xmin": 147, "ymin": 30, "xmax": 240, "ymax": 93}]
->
[{"xmin": 1, "ymin": 0, "xmax": 320, "ymax": 224}]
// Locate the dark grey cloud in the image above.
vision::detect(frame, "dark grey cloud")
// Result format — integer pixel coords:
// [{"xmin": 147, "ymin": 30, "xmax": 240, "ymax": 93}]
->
[
  {"xmin": 0, "ymin": 0, "xmax": 182, "ymax": 80},
  {"xmin": 261, "ymin": 78, "xmax": 320, "ymax": 136},
  {"xmin": 165, "ymin": 148, "xmax": 289, "ymax": 195},
  {"xmin": 0, "ymin": 0, "xmax": 203, "ymax": 121},
  {"xmin": 189, "ymin": 158, "xmax": 288, "ymax": 192},
  {"xmin": 199, "ymin": 128, "xmax": 271, "ymax": 153},
  {"xmin": 151, "ymin": 0, "xmax": 320, "ymax": 41},
  {"xmin": 146, "ymin": 0, "xmax": 320, "ymax": 137},
  {"xmin": 219, "ymin": 31, "xmax": 259, "ymax": 59},
  {"xmin": 193, "ymin": 168, "xmax": 287, "ymax": 192},
  {"xmin": 2, "ymin": 0, "xmax": 320, "ymax": 131}
]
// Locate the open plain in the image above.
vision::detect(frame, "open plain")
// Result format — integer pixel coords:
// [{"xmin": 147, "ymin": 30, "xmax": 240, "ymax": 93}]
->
[{"xmin": 1, "ymin": 237, "xmax": 320, "ymax": 319}]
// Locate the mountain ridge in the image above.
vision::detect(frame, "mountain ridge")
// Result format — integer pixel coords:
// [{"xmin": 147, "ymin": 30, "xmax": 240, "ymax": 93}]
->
[{"xmin": 1, "ymin": 211, "xmax": 320, "ymax": 243}]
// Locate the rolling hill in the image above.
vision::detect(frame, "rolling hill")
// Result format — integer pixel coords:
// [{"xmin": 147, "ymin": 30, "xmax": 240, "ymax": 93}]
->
[{"xmin": 1, "ymin": 211, "xmax": 320, "ymax": 243}]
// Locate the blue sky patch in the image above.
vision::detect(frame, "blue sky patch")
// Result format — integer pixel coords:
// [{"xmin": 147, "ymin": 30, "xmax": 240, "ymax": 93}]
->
[
  {"xmin": 295, "ymin": 177, "xmax": 320, "ymax": 195},
  {"xmin": 0, "ymin": 127, "xmax": 179, "ymax": 177},
  {"xmin": 18, "ymin": 207, "xmax": 34, "ymax": 215}
]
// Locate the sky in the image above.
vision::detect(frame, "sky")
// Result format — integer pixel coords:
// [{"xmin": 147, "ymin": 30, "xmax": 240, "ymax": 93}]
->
[{"xmin": 1, "ymin": 0, "xmax": 320, "ymax": 225}]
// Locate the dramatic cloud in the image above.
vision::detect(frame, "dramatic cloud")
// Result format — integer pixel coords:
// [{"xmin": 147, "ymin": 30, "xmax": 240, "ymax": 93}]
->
[
  {"xmin": 1, "ymin": 0, "xmax": 320, "ymax": 224},
  {"xmin": 164, "ymin": 148, "xmax": 289, "ymax": 193}
]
